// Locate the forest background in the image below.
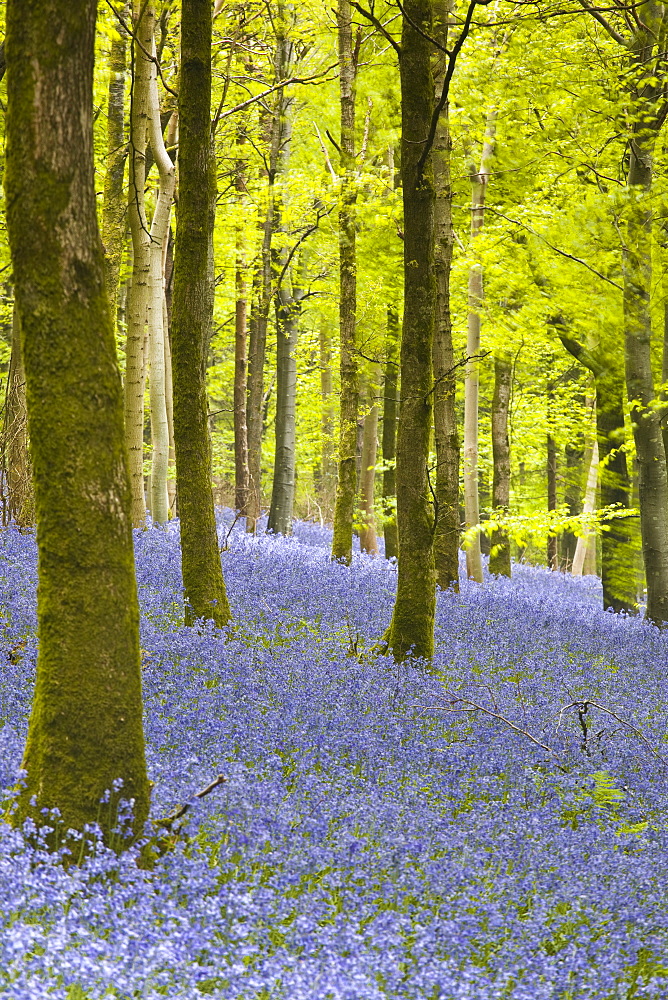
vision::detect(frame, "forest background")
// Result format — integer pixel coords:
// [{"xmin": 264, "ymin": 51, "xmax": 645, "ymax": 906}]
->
[{"xmin": 0, "ymin": 0, "xmax": 644, "ymax": 602}]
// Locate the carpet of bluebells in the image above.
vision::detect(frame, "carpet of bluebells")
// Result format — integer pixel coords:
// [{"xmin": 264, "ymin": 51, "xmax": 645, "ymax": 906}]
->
[{"xmin": 1, "ymin": 512, "xmax": 668, "ymax": 998}]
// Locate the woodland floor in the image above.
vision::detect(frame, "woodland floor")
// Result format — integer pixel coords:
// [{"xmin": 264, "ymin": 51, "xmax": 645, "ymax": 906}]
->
[{"xmin": 0, "ymin": 513, "xmax": 666, "ymax": 998}]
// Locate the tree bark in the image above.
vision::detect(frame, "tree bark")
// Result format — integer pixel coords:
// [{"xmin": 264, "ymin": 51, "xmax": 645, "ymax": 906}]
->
[
  {"xmin": 125, "ymin": 0, "xmax": 152, "ymax": 527},
  {"xmin": 267, "ymin": 270, "xmax": 302, "ymax": 535},
  {"xmin": 4, "ymin": 306, "xmax": 34, "ymax": 528},
  {"xmin": 234, "ymin": 138, "xmax": 250, "ymax": 515},
  {"xmin": 318, "ymin": 324, "xmax": 337, "ymax": 506},
  {"xmin": 558, "ymin": 330, "xmax": 636, "ymax": 611},
  {"xmin": 147, "ymin": 39, "xmax": 176, "ymax": 525},
  {"xmin": 246, "ymin": 34, "xmax": 291, "ymax": 533},
  {"xmin": 5, "ymin": 0, "xmax": 149, "ymax": 843},
  {"xmin": 171, "ymin": 0, "xmax": 230, "ymax": 626},
  {"xmin": 101, "ymin": 3, "xmax": 129, "ymax": 321},
  {"xmin": 489, "ymin": 350, "xmax": 511, "ymax": 576},
  {"xmin": 382, "ymin": 305, "xmax": 399, "ymax": 560},
  {"xmin": 464, "ymin": 112, "xmax": 496, "ymax": 583},
  {"xmin": 431, "ymin": 0, "xmax": 460, "ymax": 591},
  {"xmin": 572, "ymin": 439, "xmax": 598, "ymax": 577},
  {"xmin": 546, "ymin": 392, "xmax": 558, "ymax": 571},
  {"xmin": 331, "ymin": 0, "xmax": 359, "ymax": 564},
  {"xmin": 359, "ymin": 376, "xmax": 379, "ymax": 555},
  {"xmin": 385, "ymin": 0, "xmax": 436, "ymax": 662}
]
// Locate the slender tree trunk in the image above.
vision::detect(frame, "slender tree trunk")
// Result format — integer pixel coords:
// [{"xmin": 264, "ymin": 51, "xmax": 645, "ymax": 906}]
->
[
  {"xmin": 5, "ymin": 0, "xmax": 149, "ymax": 842},
  {"xmin": 573, "ymin": 440, "xmax": 599, "ymax": 577},
  {"xmin": 125, "ymin": 0, "xmax": 152, "ymax": 527},
  {"xmin": 101, "ymin": 3, "xmax": 129, "ymax": 320},
  {"xmin": 171, "ymin": 0, "xmax": 230, "ymax": 626},
  {"xmin": 546, "ymin": 404, "xmax": 558, "ymax": 571},
  {"xmin": 489, "ymin": 349, "xmax": 511, "ymax": 576},
  {"xmin": 432, "ymin": 0, "xmax": 460, "ymax": 591},
  {"xmin": 385, "ymin": 1, "xmax": 436, "ymax": 662},
  {"xmin": 359, "ymin": 376, "xmax": 379, "ymax": 554},
  {"xmin": 246, "ymin": 39, "xmax": 290, "ymax": 533},
  {"xmin": 563, "ymin": 439, "xmax": 583, "ymax": 569},
  {"xmin": 464, "ymin": 112, "xmax": 496, "ymax": 583},
  {"xmin": 382, "ymin": 304, "xmax": 399, "ymax": 560},
  {"xmin": 147, "ymin": 41, "xmax": 176, "ymax": 525},
  {"xmin": 234, "ymin": 140, "xmax": 250, "ymax": 514},
  {"xmin": 4, "ymin": 306, "xmax": 34, "ymax": 527},
  {"xmin": 267, "ymin": 274, "xmax": 302, "ymax": 535},
  {"xmin": 331, "ymin": 0, "xmax": 359, "ymax": 563},
  {"xmin": 319, "ymin": 325, "xmax": 337, "ymax": 505}
]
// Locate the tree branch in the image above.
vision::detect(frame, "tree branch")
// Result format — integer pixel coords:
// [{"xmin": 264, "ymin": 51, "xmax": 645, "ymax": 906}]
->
[
  {"xmin": 576, "ymin": 0, "xmax": 629, "ymax": 45},
  {"xmin": 349, "ymin": 1, "xmax": 402, "ymax": 55}
]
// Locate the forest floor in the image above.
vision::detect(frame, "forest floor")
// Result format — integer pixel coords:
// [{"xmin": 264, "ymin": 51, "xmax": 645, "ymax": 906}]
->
[{"xmin": 0, "ymin": 513, "xmax": 667, "ymax": 998}]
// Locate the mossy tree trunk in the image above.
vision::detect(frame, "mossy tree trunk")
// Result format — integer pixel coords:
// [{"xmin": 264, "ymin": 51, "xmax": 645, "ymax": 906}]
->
[
  {"xmin": 331, "ymin": 0, "xmax": 360, "ymax": 564},
  {"xmin": 382, "ymin": 305, "xmax": 399, "ymax": 560},
  {"xmin": 489, "ymin": 350, "xmax": 512, "ymax": 577},
  {"xmin": 385, "ymin": 0, "xmax": 437, "ymax": 662},
  {"xmin": 101, "ymin": 3, "xmax": 129, "ymax": 321},
  {"xmin": 171, "ymin": 0, "xmax": 230, "ymax": 626},
  {"xmin": 432, "ymin": 0, "xmax": 460, "ymax": 591},
  {"xmin": 5, "ymin": 0, "xmax": 150, "ymax": 843}
]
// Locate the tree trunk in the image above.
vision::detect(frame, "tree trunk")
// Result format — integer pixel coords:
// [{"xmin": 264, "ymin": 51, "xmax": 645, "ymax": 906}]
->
[
  {"xmin": 234, "ymin": 140, "xmax": 250, "ymax": 515},
  {"xmin": 382, "ymin": 305, "xmax": 399, "ymax": 560},
  {"xmin": 125, "ymin": 0, "xmax": 152, "ymax": 527},
  {"xmin": 4, "ymin": 306, "xmax": 34, "ymax": 527},
  {"xmin": 318, "ymin": 324, "xmax": 336, "ymax": 506},
  {"xmin": 572, "ymin": 440, "xmax": 598, "ymax": 577},
  {"xmin": 546, "ymin": 416, "xmax": 558, "ymax": 570},
  {"xmin": 5, "ymin": 0, "xmax": 149, "ymax": 843},
  {"xmin": 464, "ymin": 112, "xmax": 496, "ymax": 583},
  {"xmin": 246, "ymin": 36, "xmax": 291, "ymax": 533},
  {"xmin": 431, "ymin": 0, "xmax": 460, "ymax": 591},
  {"xmin": 101, "ymin": 3, "xmax": 129, "ymax": 320},
  {"xmin": 562, "ymin": 439, "xmax": 583, "ymax": 570},
  {"xmin": 267, "ymin": 273, "xmax": 302, "ymax": 535},
  {"xmin": 171, "ymin": 0, "xmax": 230, "ymax": 626},
  {"xmin": 489, "ymin": 349, "xmax": 511, "ymax": 576},
  {"xmin": 331, "ymin": 0, "xmax": 359, "ymax": 564},
  {"xmin": 147, "ymin": 39, "xmax": 176, "ymax": 525},
  {"xmin": 624, "ymin": 144, "xmax": 668, "ymax": 623},
  {"xmin": 385, "ymin": 1, "xmax": 436, "ymax": 662},
  {"xmin": 359, "ymin": 377, "xmax": 379, "ymax": 555},
  {"xmin": 558, "ymin": 331, "xmax": 636, "ymax": 610}
]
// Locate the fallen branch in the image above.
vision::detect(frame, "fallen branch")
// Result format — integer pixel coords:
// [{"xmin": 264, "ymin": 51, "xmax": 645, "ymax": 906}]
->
[{"xmin": 157, "ymin": 773, "xmax": 227, "ymax": 830}]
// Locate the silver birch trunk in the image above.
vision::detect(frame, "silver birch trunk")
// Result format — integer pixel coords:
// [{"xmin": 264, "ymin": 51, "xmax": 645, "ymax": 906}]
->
[
  {"xmin": 146, "ymin": 36, "xmax": 176, "ymax": 525},
  {"xmin": 125, "ymin": 0, "xmax": 152, "ymax": 527}
]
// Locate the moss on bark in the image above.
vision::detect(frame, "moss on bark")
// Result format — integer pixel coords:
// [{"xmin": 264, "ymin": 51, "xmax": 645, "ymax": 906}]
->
[
  {"xmin": 5, "ymin": 0, "xmax": 149, "ymax": 844},
  {"xmin": 171, "ymin": 0, "xmax": 230, "ymax": 627},
  {"xmin": 385, "ymin": 0, "xmax": 436, "ymax": 662}
]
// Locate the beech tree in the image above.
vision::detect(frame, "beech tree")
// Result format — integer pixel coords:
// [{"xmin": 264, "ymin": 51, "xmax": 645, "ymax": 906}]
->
[
  {"xmin": 170, "ymin": 0, "xmax": 231, "ymax": 626},
  {"xmin": 5, "ymin": 0, "xmax": 150, "ymax": 841}
]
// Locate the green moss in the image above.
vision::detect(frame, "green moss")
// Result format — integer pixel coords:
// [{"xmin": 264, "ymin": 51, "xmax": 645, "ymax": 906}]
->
[{"xmin": 5, "ymin": 0, "xmax": 150, "ymax": 845}]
